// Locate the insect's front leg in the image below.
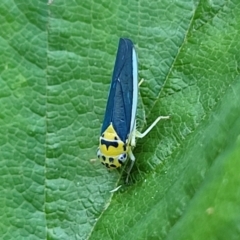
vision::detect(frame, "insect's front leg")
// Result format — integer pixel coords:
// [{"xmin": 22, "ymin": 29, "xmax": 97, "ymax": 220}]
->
[{"xmin": 138, "ymin": 78, "xmax": 144, "ymax": 87}]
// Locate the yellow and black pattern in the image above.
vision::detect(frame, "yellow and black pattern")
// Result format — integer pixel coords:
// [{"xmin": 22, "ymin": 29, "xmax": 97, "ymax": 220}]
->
[{"xmin": 97, "ymin": 124, "xmax": 128, "ymax": 168}]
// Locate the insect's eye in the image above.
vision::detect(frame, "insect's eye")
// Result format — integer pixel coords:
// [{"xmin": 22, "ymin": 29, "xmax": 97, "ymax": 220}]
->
[
  {"xmin": 97, "ymin": 148, "xmax": 101, "ymax": 158},
  {"xmin": 118, "ymin": 153, "xmax": 127, "ymax": 163}
]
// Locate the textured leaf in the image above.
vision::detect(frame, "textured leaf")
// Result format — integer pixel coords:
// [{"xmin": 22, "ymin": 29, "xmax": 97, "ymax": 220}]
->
[{"xmin": 0, "ymin": 0, "xmax": 240, "ymax": 239}]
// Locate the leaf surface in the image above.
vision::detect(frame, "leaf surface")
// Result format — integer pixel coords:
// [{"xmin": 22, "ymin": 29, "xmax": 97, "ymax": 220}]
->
[{"xmin": 0, "ymin": 0, "xmax": 240, "ymax": 239}]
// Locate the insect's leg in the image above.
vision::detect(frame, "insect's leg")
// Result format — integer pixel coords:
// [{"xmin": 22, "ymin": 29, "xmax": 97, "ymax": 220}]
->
[
  {"xmin": 135, "ymin": 116, "xmax": 170, "ymax": 138},
  {"xmin": 126, "ymin": 148, "xmax": 135, "ymax": 183},
  {"xmin": 138, "ymin": 78, "xmax": 144, "ymax": 87}
]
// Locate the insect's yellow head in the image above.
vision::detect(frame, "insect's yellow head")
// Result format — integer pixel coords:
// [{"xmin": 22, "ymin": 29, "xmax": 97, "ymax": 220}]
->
[{"xmin": 97, "ymin": 124, "xmax": 128, "ymax": 169}]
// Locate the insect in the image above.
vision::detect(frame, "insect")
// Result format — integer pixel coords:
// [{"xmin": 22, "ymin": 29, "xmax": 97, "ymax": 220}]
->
[{"xmin": 97, "ymin": 38, "xmax": 169, "ymax": 182}]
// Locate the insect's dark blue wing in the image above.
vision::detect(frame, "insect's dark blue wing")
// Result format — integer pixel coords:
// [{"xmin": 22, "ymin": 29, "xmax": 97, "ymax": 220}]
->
[{"xmin": 101, "ymin": 38, "xmax": 135, "ymax": 141}]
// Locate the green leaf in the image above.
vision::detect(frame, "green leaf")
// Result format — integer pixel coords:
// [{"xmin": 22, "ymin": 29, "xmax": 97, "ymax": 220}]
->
[{"xmin": 0, "ymin": 0, "xmax": 240, "ymax": 239}]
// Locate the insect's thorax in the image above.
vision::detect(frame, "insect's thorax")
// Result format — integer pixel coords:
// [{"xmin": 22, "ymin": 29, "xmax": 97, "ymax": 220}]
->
[{"xmin": 97, "ymin": 123, "xmax": 129, "ymax": 169}]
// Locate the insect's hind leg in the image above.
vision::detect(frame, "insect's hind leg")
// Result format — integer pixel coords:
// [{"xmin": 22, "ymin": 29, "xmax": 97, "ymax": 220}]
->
[
  {"xmin": 135, "ymin": 116, "xmax": 170, "ymax": 139},
  {"xmin": 125, "ymin": 116, "xmax": 169, "ymax": 182}
]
